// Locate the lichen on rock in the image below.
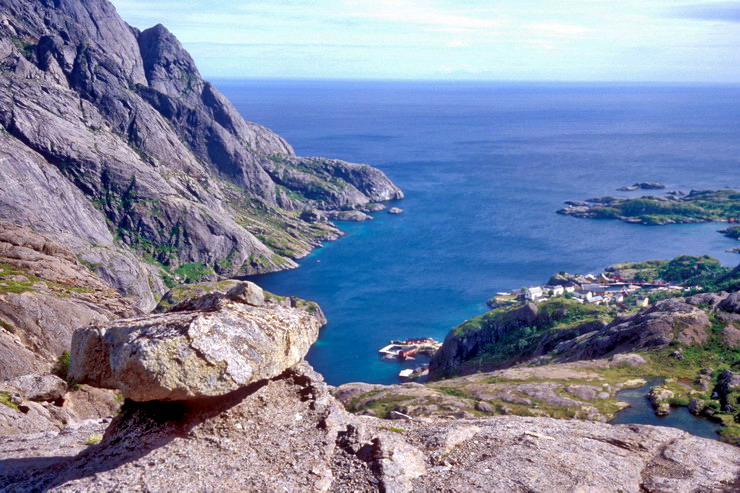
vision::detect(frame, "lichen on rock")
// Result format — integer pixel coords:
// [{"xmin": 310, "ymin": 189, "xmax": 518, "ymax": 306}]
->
[{"xmin": 69, "ymin": 282, "xmax": 323, "ymax": 401}]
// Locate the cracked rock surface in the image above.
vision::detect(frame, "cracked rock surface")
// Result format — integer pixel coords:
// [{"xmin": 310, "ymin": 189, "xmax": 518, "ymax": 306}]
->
[{"xmin": 0, "ymin": 363, "xmax": 737, "ymax": 492}]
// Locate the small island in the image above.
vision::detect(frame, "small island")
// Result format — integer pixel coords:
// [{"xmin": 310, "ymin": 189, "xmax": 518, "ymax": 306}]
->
[
  {"xmin": 721, "ymin": 224, "xmax": 740, "ymax": 240},
  {"xmin": 617, "ymin": 182, "xmax": 666, "ymax": 191},
  {"xmin": 558, "ymin": 189, "xmax": 739, "ymax": 227}
]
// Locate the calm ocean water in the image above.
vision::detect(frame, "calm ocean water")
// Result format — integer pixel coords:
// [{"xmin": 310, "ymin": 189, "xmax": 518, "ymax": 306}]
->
[{"xmin": 216, "ymin": 80, "xmax": 740, "ymax": 386}]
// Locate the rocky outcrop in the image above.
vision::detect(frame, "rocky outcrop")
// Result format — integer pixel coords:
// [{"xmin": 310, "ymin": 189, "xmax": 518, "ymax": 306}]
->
[
  {"xmin": 617, "ymin": 182, "xmax": 666, "ymax": 191},
  {"xmin": 1, "ymin": 288, "xmax": 737, "ymax": 490},
  {"xmin": 0, "ymin": 0, "xmax": 402, "ymax": 310},
  {"xmin": 541, "ymin": 297, "xmax": 711, "ymax": 364},
  {"xmin": 0, "ymin": 378, "xmax": 119, "ymax": 436},
  {"xmin": 0, "ymin": 221, "xmax": 139, "ymax": 379},
  {"xmin": 430, "ymin": 295, "xmax": 717, "ymax": 380},
  {"xmin": 429, "ymin": 303, "xmax": 540, "ymax": 378},
  {"xmin": 648, "ymin": 386, "xmax": 674, "ymax": 417},
  {"xmin": 70, "ymin": 282, "xmax": 323, "ymax": 401},
  {"xmin": 716, "ymin": 370, "xmax": 740, "ymax": 411},
  {"xmin": 3, "ymin": 374, "xmax": 67, "ymax": 403},
  {"xmin": 1, "ymin": 361, "xmax": 738, "ymax": 491},
  {"xmin": 334, "ymin": 356, "xmax": 646, "ymax": 422}
]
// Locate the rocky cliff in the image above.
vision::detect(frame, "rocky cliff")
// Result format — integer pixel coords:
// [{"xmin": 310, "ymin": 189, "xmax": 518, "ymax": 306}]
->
[
  {"xmin": 1, "ymin": 283, "xmax": 737, "ymax": 492},
  {"xmin": 0, "ymin": 220, "xmax": 138, "ymax": 379},
  {"xmin": 0, "ymin": 0, "xmax": 402, "ymax": 312},
  {"xmin": 429, "ymin": 293, "xmax": 738, "ymax": 379}
]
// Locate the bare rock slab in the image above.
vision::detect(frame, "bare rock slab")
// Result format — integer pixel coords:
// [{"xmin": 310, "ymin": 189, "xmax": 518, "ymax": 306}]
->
[{"xmin": 69, "ymin": 282, "xmax": 323, "ymax": 401}]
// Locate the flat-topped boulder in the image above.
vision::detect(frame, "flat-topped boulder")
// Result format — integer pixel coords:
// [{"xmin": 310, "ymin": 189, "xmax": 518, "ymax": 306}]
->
[{"xmin": 69, "ymin": 282, "xmax": 324, "ymax": 402}]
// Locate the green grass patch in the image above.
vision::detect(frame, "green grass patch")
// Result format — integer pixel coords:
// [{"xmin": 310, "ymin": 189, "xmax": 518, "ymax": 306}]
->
[
  {"xmin": 438, "ymin": 387, "xmax": 474, "ymax": 399},
  {"xmin": 377, "ymin": 425, "xmax": 405, "ymax": 434},
  {"xmin": 173, "ymin": 262, "xmax": 214, "ymax": 283},
  {"xmin": 0, "ymin": 391, "xmax": 18, "ymax": 411},
  {"xmin": 86, "ymin": 434, "xmax": 103, "ymax": 445},
  {"xmin": 0, "ymin": 319, "xmax": 15, "ymax": 334}
]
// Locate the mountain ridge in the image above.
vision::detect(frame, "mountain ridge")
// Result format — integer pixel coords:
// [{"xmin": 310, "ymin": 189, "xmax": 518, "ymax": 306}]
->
[{"xmin": 0, "ymin": 0, "xmax": 402, "ymax": 311}]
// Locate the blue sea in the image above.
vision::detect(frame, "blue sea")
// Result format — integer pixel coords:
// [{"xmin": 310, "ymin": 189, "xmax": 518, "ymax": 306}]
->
[{"xmin": 216, "ymin": 80, "xmax": 740, "ymax": 386}]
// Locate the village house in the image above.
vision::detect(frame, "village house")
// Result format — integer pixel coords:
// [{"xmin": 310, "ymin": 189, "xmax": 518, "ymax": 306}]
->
[
  {"xmin": 574, "ymin": 290, "xmax": 593, "ymax": 301},
  {"xmin": 586, "ymin": 294, "xmax": 605, "ymax": 304},
  {"xmin": 524, "ymin": 286, "xmax": 545, "ymax": 301},
  {"xmin": 598, "ymin": 273, "xmax": 613, "ymax": 284},
  {"xmin": 545, "ymin": 285, "xmax": 565, "ymax": 296},
  {"xmin": 581, "ymin": 283, "xmax": 607, "ymax": 295}
]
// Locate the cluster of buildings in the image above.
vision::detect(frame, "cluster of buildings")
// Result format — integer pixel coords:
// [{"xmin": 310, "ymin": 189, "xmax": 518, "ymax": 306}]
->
[
  {"xmin": 378, "ymin": 337, "xmax": 442, "ymax": 361},
  {"xmin": 492, "ymin": 272, "xmax": 686, "ymax": 309}
]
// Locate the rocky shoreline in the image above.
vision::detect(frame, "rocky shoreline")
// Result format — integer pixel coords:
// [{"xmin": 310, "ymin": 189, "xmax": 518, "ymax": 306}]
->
[{"xmin": 557, "ymin": 189, "xmax": 739, "ymax": 230}]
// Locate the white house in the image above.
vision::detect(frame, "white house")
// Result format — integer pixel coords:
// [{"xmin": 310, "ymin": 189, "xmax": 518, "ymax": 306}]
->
[
  {"xmin": 610, "ymin": 293, "xmax": 625, "ymax": 304},
  {"xmin": 546, "ymin": 285, "xmax": 565, "ymax": 296},
  {"xmin": 524, "ymin": 286, "xmax": 544, "ymax": 300},
  {"xmin": 574, "ymin": 290, "xmax": 593, "ymax": 300},
  {"xmin": 586, "ymin": 294, "xmax": 605, "ymax": 304},
  {"xmin": 635, "ymin": 297, "xmax": 650, "ymax": 308}
]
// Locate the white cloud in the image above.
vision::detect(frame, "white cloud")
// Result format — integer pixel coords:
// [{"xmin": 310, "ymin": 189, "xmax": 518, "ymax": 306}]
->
[
  {"xmin": 527, "ymin": 22, "xmax": 593, "ymax": 37},
  {"xmin": 447, "ymin": 40, "xmax": 470, "ymax": 48},
  {"xmin": 110, "ymin": 0, "xmax": 740, "ymax": 82},
  {"xmin": 343, "ymin": 0, "xmax": 506, "ymax": 30}
]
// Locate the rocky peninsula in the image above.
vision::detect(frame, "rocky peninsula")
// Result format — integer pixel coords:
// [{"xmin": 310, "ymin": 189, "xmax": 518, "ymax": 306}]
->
[{"xmin": 335, "ymin": 257, "xmax": 740, "ymax": 446}]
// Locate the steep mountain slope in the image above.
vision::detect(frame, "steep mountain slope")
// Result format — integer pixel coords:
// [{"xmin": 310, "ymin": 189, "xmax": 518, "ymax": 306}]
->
[
  {"xmin": 0, "ymin": 221, "xmax": 139, "ymax": 379},
  {"xmin": 0, "ymin": 0, "xmax": 402, "ymax": 311}
]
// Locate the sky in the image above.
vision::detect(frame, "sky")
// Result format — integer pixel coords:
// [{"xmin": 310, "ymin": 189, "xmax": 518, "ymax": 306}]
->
[{"xmin": 111, "ymin": 0, "xmax": 740, "ymax": 82}]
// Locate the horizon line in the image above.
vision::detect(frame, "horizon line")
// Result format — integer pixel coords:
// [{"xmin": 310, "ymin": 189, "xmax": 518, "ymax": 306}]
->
[{"xmin": 205, "ymin": 76, "xmax": 740, "ymax": 86}]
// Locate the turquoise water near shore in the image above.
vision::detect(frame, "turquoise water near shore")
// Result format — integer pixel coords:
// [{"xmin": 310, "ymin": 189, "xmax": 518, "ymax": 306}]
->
[{"xmin": 217, "ymin": 80, "xmax": 740, "ymax": 386}]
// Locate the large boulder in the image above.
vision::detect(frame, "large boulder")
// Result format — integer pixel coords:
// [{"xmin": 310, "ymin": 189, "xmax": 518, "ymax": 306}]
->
[{"xmin": 69, "ymin": 282, "xmax": 324, "ymax": 401}]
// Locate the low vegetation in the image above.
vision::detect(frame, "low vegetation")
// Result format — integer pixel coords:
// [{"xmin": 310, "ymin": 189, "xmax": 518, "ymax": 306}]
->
[
  {"xmin": 720, "ymin": 224, "xmax": 740, "ymax": 240},
  {"xmin": 0, "ymin": 391, "xmax": 19, "ymax": 411},
  {"xmin": 85, "ymin": 434, "xmax": 103, "ymax": 446},
  {"xmin": 590, "ymin": 190, "xmax": 739, "ymax": 225},
  {"xmin": 453, "ymin": 298, "xmax": 612, "ymax": 370}
]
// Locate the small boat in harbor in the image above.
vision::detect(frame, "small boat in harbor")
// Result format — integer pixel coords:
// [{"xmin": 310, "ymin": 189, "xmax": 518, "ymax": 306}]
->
[{"xmin": 399, "ymin": 365, "xmax": 429, "ymax": 381}]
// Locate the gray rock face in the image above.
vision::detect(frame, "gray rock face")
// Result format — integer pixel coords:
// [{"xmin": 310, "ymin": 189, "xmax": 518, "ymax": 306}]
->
[
  {"xmin": 429, "ymin": 303, "xmax": 540, "ymax": 378},
  {"xmin": 0, "ymin": 379, "xmax": 120, "ymax": 436},
  {"xmin": 1, "ymin": 362, "xmax": 737, "ymax": 492},
  {"xmin": 4, "ymin": 374, "xmax": 66, "ymax": 403},
  {"xmin": 430, "ymin": 295, "xmax": 715, "ymax": 380},
  {"xmin": 0, "ymin": 0, "xmax": 402, "ymax": 309},
  {"xmin": 0, "ymin": 221, "xmax": 139, "ymax": 379},
  {"xmin": 546, "ymin": 297, "xmax": 711, "ymax": 363},
  {"xmin": 69, "ymin": 282, "xmax": 324, "ymax": 401}
]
